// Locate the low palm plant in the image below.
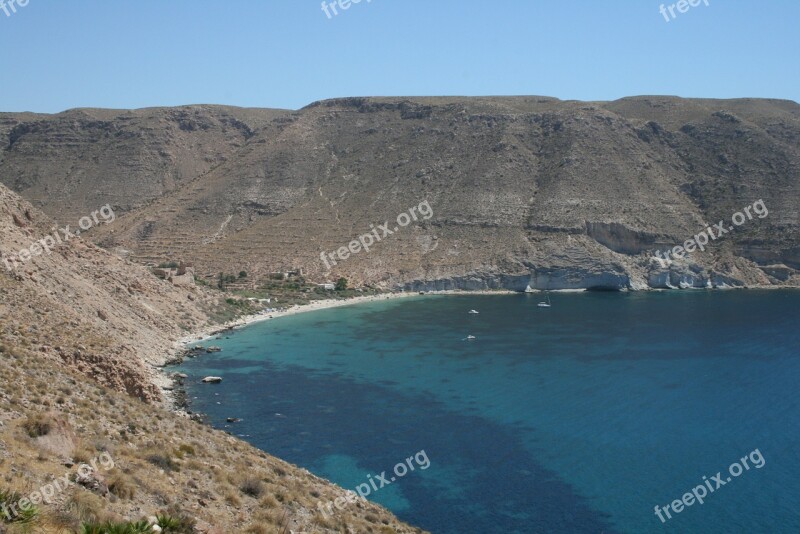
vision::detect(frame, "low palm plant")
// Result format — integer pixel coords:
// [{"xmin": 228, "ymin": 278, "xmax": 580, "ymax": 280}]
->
[
  {"xmin": 0, "ymin": 488, "xmax": 39, "ymax": 524},
  {"xmin": 80, "ymin": 520, "xmax": 153, "ymax": 533}
]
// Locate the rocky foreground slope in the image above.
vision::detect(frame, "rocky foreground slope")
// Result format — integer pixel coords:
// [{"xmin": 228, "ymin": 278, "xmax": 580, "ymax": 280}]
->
[
  {"xmin": 1, "ymin": 96, "xmax": 798, "ymax": 292},
  {"xmin": 0, "ymin": 183, "xmax": 422, "ymax": 532}
]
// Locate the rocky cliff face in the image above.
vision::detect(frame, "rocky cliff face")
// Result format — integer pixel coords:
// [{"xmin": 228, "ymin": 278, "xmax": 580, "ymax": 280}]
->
[
  {"xmin": 1, "ymin": 96, "xmax": 798, "ymax": 290},
  {"xmin": 0, "ymin": 183, "xmax": 219, "ymax": 400},
  {"xmin": 0, "ymin": 106, "xmax": 285, "ymax": 223}
]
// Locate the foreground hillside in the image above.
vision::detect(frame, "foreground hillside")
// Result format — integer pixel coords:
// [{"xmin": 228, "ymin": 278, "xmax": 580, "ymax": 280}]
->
[
  {"xmin": 2, "ymin": 96, "xmax": 798, "ymax": 291},
  {"xmin": 0, "ymin": 184, "xmax": 423, "ymax": 532},
  {"xmin": 0, "ymin": 185, "xmax": 216, "ymax": 401}
]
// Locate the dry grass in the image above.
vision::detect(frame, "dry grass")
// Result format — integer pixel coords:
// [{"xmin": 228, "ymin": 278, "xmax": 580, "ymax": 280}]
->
[
  {"xmin": 106, "ymin": 469, "xmax": 136, "ymax": 500},
  {"xmin": 67, "ymin": 489, "xmax": 107, "ymax": 524},
  {"xmin": 21, "ymin": 413, "xmax": 53, "ymax": 438},
  {"xmin": 0, "ymin": 285, "xmax": 425, "ymax": 534},
  {"xmin": 239, "ymin": 477, "xmax": 265, "ymax": 498}
]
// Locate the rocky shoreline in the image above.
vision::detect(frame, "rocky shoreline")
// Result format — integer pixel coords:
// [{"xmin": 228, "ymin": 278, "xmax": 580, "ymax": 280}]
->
[
  {"xmin": 155, "ymin": 283, "xmax": 797, "ymax": 418},
  {"xmin": 155, "ymin": 289, "xmax": 518, "ymax": 416}
]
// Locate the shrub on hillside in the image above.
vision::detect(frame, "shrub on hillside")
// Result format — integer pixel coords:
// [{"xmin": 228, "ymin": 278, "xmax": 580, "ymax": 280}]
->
[
  {"xmin": 0, "ymin": 489, "xmax": 39, "ymax": 524},
  {"xmin": 157, "ymin": 509, "xmax": 196, "ymax": 533},
  {"xmin": 80, "ymin": 520, "xmax": 152, "ymax": 533},
  {"xmin": 21, "ymin": 413, "xmax": 52, "ymax": 438},
  {"xmin": 240, "ymin": 477, "xmax": 265, "ymax": 498},
  {"xmin": 107, "ymin": 469, "xmax": 136, "ymax": 499},
  {"xmin": 146, "ymin": 453, "xmax": 179, "ymax": 472}
]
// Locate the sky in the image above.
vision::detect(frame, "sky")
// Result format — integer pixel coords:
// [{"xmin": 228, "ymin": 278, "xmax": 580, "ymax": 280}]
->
[{"xmin": 0, "ymin": 0, "xmax": 798, "ymax": 113}]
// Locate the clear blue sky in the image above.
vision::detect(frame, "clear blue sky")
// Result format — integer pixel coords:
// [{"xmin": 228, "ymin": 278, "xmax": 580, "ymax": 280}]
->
[{"xmin": 1, "ymin": 0, "xmax": 798, "ymax": 113}]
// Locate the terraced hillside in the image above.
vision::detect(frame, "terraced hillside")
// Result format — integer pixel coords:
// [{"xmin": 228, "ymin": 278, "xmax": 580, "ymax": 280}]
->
[
  {"xmin": 0, "ymin": 183, "xmax": 424, "ymax": 533},
  {"xmin": 0, "ymin": 105, "xmax": 287, "ymax": 223},
  {"xmin": 2, "ymin": 96, "xmax": 798, "ymax": 290}
]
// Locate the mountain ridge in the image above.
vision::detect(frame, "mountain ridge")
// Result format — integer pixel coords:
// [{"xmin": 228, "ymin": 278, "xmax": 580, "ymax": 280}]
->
[{"xmin": 1, "ymin": 95, "xmax": 798, "ymax": 291}]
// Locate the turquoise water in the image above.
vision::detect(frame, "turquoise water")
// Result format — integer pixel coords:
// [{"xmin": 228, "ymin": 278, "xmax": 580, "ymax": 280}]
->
[{"xmin": 176, "ymin": 291, "xmax": 800, "ymax": 533}]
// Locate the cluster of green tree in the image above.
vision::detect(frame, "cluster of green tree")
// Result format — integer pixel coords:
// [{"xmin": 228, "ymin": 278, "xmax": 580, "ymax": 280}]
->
[{"xmin": 217, "ymin": 271, "xmax": 248, "ymax": 290}]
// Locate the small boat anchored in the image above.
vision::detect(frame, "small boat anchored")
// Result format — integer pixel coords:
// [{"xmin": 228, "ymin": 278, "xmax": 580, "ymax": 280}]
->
[
  {"xmin": 468, "ymin": 309, "xmax": 479, "ymax": 314},
  {"xmin": 537, "ymin": 295, "xmax": 552, "ymax": 308}
]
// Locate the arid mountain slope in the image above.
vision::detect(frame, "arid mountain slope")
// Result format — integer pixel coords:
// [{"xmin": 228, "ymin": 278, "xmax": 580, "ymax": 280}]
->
[
  {"xmin": 0, "ymin": 105, "xmax": 287, "ymax": 223},
  {"xmin": 2, "ymin": 96, "xmax": 798, "ymax": 290},
  {"xmin": 0, "ymin": 183, "xmax": 217, "ymax": 400},
  {"xmin": 0, "ymin": 182, "xmax": 422, "ymax": 532}
]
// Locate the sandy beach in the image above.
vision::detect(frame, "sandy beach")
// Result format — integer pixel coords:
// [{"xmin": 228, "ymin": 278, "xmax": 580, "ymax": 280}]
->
[
  {"xmin": 157, "ymin": 289, "xmax": 516, "ymax": 409},
  {"xmin": 172, "ymin": 289, "xmax": 520, "ymax": 351}
]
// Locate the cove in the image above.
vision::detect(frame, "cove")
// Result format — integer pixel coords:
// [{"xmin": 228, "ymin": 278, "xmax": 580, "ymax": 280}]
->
[{"xmin": 174, "ymin": 290, "xmax": 800, "ymax": 533}]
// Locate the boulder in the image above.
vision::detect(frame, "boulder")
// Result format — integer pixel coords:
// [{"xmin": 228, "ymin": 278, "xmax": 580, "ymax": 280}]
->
[{"xmin": 75, "ymin": 466, "xmax": 109, "ymax": 496}]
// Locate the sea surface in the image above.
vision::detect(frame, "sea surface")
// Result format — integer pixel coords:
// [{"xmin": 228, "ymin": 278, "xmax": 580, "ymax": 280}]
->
[{"xmin": 175, "ymin": 290, "xmax": 800, "ymax": 533}]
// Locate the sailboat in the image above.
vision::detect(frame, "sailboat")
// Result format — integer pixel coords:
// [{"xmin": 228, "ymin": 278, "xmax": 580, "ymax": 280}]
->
[{"xmin": 537, "ymin": 294, "xmax": 551, "ymax": 308}]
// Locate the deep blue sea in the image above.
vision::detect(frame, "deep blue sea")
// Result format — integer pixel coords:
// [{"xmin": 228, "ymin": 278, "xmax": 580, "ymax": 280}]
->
[{"xmin": 175, "ymin": 290, "xmax": 800, "ymax": 533}]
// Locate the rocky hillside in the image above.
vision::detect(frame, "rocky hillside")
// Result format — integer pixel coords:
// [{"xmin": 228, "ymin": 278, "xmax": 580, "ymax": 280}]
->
[
  {"xmin": 1, "ymin": 96, "xmax": 798, "ymax": 290},
  {"xmin": 0, "ymin": 106, "xmax": 285, "ymax": 223},
  {"xmin": 0, "ymin": 183, "xmax": 423, "ymax": 532},
  {"xmin": 0, "ymin": 183, "xmax": 217, "ymax": 401}
]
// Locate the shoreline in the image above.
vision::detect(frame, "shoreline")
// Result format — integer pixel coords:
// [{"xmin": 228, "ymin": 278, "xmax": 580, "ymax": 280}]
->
[
  {"xmin": 155, "ymin": 284, "xmax": 797, "ymax": 411},
  {"xmin": 158, "ymin": 289, "xmax": 517, "ymax": 411},
  {"xmin": 171, "ymin": 283, "xmax": 799, "ymax": 352},
  {"xmin": 173, "ymin": 288, "xmax": 521, "ymax": 349}
]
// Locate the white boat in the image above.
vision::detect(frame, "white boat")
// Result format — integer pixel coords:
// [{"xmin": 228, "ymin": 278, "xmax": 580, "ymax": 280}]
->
[
  {"xmin": 537, "ymin": 295, "xmax": 551, "ymax": 308},
  {"xmin": 465, "ymin": 335, "xmax": 476, "ymax": 340},
  {"xmin": 468, "ymin": 309, "xmax": 479, "ymax": 314}
]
